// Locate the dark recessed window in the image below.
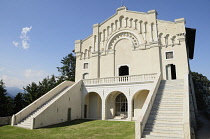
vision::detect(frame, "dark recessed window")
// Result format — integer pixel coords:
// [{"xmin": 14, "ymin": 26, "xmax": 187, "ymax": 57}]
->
[
  {"xmin": 166, "ymin": 52, "xmax": 173, "ymax": 59},
  {"xmin": 84, "ymin": 63, "xmax": 88, "ymax": 69}
]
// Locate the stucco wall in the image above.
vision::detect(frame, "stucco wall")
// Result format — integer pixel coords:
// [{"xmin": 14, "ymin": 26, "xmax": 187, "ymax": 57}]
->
[
  {"xmin": 34, "ymin": 81, "xmax": 82, "ymax": 128},
  {"xmin": 0, "ymin": 117, "xmax": 11, "ymax": 126},
  {"xmin": 133, "ymin": 90, "xmax": 149, "ymax": 118},
  {"xmin": 75, "ymin": 7, "xmax": 190, "ymax": 82}
]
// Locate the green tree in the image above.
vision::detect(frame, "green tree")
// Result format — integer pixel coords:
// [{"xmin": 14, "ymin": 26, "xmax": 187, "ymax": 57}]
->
[
  {"xmin": 57, "ymin": 53, "xmax": 76, "ymax": 81},
  {"xmin": 0, "ymin": 80, "xmax": 14, "ymax": 116},
  {"xmin": 191, "ymin": 72, "xmax": 210, "ymax": 110},
  {"xmin": 22, "ymin": 75, "xmax": 66, "ymax": 107},
  {"xmin": 14, "ymin": 93, "xmax": 25, "ymax": 113}
]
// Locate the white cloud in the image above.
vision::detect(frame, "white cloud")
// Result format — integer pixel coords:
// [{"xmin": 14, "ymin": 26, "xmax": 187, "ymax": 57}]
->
[
  {"xmin": 24, "ymin": 69, "xmax": 45, "ymax": 78},
  {"xmin": 0, "ymin": 75, "xmax": 27, "ymax": 89},
  {"xmin": 12, "ymin": 41, "xmax": 19, "ymax": 47},
  {"xmin": 22, "ymin": 40, "xmax": 30, "ymax": 49},
  {"xmin": 0, "ymin": 67, "xmax": 5, "ymax": 71},
  {"xmin": 20, "ymin": 26, "xmax": 32, "ymax": 40},
  {"xmin": 13, "ymin": 26, "xmax": 32, "ymax": 49}
]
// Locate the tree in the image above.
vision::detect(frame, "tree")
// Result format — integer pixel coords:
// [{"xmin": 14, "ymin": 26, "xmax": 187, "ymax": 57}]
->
[
  {"xmin": 14, "ymin": 93, "xmax": 25, "ymax": 113},
  {"xmin": 0, "ymin": 80, "xmax": 14, "ymax": 116},
  {"xmin": 57, "ymin": 53, "xmax": 76, "ymax": 81},
  {"xmin": 191, "ymin": 72, "xmax": 210, "ymax": 110},
  {"xmin": 22, "ymin": 75, "xmax": 66, "ymax": 107},
  {"xmin": 0, "ymin": 80, "xmax": 8, "ymax": 116}
]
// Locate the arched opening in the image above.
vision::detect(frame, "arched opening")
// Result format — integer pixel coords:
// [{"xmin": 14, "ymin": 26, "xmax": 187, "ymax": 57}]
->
[
  {"xmin": 106, "ymin": 91, "xmax": 128, "ymax": 119},
  {"xmin": 115, "ymin": 93, "xmax": 128, "ymax": 117},
  {"xmin": 83, "ymin": 73, "xmax": 89, "ymax": 79},
  {"xmin": 84, "ymin": 92, "xmax": 102, "ymax": 119},
  {"xmin": 132, "ymin": 90, "xmax": 149, "ymax": 120},
  {"xmin": 119, "ymin": 66, "xmax": 129, "ymax": 76},
  {"xmin": 166, "ymin": 64, "xmax": 177, "ymax": 80}
]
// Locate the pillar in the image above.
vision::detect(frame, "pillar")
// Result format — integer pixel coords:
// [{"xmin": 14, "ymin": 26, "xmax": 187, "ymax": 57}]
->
[
  {"xmin": 102, "ymin": 98, "xmax": 106, "ymax": 120},
  {"xmin": 127, "ymin": 99, "xmax": 132, "ymax": 121}
]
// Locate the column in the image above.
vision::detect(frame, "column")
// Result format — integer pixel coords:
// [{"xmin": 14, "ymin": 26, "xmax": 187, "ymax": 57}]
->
[
  {"xmin": 125, "ymin": 17, "xmax": 128, "ymax": 28},
  {"xmin": 127, "ymin": 99, "xmax": 132, "ymax": 121},
  {"xmin": 102, "ymin": 98, "xmax": 106, "ymax": 120},
  {"xmin": 139, "ymin": 21, "xmax": 142, "ymax": 34},
  {"xmin": 150, "ymin": 23, "xmax": 154, "ymax": 42}
]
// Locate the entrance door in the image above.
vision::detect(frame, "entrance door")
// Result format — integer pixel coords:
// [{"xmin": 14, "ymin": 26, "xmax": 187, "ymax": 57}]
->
[
  {"xmin": 166, "ymin": 64, "xmax": 176, "ymax": 80},
  {"xmin": 119, "ymin": 66, "xmax": 129, "ymax": 76},
  {"xmin": 115, "ymin": 93, "xmax": 128, "ymax": 117}
]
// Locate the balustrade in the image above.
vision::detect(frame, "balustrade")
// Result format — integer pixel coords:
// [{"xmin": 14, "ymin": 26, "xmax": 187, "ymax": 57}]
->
[{"xmin": 83, "ymin": 73, "xmax": 157, "ymax": 85}]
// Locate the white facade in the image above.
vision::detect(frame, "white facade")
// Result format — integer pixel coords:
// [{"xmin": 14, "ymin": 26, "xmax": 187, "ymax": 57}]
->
[
  {"xmin": 12, "ymin": 7, "xmax": 197, "ymax": 139},
  {"xmin": 75, "ymin": 6, "xmax": 191, "ymax": 82}
]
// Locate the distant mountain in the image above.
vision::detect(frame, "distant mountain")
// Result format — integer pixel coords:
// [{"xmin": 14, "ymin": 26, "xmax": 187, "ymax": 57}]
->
[
  {"xmin": 6, "ymin": 87, "xmax": 24, "ymax": 98},
  {"xmin": 6, "ymin": 93, "xmax": 14, "ymax": 98}
]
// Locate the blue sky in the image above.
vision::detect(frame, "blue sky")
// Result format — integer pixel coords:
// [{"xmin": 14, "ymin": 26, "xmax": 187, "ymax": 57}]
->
[{"xmin": 0, "ymin": 0, "xmax": 209, "ymax": 89}]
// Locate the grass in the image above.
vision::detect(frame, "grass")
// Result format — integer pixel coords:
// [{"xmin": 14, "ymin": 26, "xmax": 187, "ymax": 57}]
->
[{"xmin": 0, "ymin": 119, "xmax": 135, "ymax": 139}]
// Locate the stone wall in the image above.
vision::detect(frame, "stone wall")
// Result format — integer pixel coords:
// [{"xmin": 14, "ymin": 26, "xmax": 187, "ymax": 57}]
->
[{"xmin": 0, "ymin": 117, "xmax": 11, "ymax": 126}]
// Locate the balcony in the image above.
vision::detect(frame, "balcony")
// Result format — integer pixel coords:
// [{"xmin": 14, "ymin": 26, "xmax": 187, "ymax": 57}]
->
[{"xmin": 83, "ymin": 73, "xmax": 157, "ymax": 86}]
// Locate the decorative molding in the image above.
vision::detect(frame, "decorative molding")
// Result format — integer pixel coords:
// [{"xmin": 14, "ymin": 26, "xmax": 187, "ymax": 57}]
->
[{"xmin": 106, "ymin": 30, "xmax": 141, "ymax": 53}]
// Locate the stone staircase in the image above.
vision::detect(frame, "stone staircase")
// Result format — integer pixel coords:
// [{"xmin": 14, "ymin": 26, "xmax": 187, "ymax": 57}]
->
[
  {"xmin": 142, "ymin": 79, "xmax": 184, "ymax": 139},
  {"xmin": 15, "ymin": 87, "xmax": 69, "ymax": 129}
]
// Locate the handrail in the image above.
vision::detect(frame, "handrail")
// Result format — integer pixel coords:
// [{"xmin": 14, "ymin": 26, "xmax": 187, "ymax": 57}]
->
[
  {"xmin": 83, "ymin": 73, "xmax": 157, "ymax": 85},
  {"xmin": 183, "ymin": 74, "xmax": 191, "ymax": 139},
  {"xmin": 135, "ymin": 73, "xmax": 161, "ymax": 139},
  {"xmin": 12, "ymin": 81, "xmax": 74, "ymax": 126}
]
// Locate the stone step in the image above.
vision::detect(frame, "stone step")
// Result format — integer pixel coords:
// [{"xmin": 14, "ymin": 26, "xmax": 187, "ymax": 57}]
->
[
  {"xmin": 151, "ymin": 108, "xmax": 183, "ymax": 112},
  {"xmin": 146, "ymin": 119, "xmax": 183, "ymax": 124},
  {"xmin": 143, "ymin": 131, "xmax": 183, "ymax": 137},
  {"xmin": 21, "ymin": 120, "xmax": 32, "ymax": 124},
  {"xmin": 145, "ymin": 123, "xmax": 183, "ymax": 129},
  {"xmin": 162, "ymin": 81, "xmax": 184, "ymax": 83},
  {"xmin": 144, "ymin": 125, "xmax": 183, "ymax": 131},
  {"xmin": 149, "ymin": 114, "xmax": 183, "ymax": 119},
  {"xmin": 157, "ymin": 92, "xmax": 183, "ymax": 95},
  {"xmin": 152, "ymin": 105, "xmax": 183, "ymax": 109},
  {"xmin": 16, "ymin": 124, "xmax": 31, "ymax": 129},
  {"xmin": 154, "ymin": 101, "xmax": 183, "ymax": 104},
  {"xmin": 150, "ymin": 110, "xmax": 183, "ymax": 115},
  {"xmin": 155, "ymin": 99, "xmax": 183, "ymax": 102},
  {"xmin": 159, "ymin": 83, "xmax": 184, "ymax": 87},
  {"xmin": 144, "ymin": 127, "xmax": 183, "ymax": 134},
  {"xmin": 158, "ymin": 87, "xmax": 183, "ymax": 90},
  {"xmin": 155, "ymin": 94, "xmax": 184, "ymax": 98},
  {"xmin": 142, "ymin": 133, "xmax": 184, "ymax": 139},
  {"xmin": 143, "ymin": 131, "xmax": 184, "ymax": 138}
]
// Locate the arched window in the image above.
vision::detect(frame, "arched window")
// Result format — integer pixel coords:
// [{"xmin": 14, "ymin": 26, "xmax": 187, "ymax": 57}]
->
[
  {"xmin": 88, "ymin": 46, "xmax": 92, "ymax": 58},
  {"xmin": 115, "ymin": 93, "xmax": 128, "ymax": 116}
]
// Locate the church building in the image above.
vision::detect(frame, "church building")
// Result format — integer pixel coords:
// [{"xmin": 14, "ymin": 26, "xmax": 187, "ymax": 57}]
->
[{"xmin": 12, "ymin": 7, "xmax": 197, "ymax": 139}]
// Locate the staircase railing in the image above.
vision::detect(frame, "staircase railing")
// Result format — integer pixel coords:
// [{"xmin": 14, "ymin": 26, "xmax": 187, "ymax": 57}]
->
[
  {"xmin": 11, "ymin": 81, "xmax": 75, "ymax": 127},
  {"xmin": 83, "ymin": 73, "xmax": 157, "ymax": 85},
  {"xmin": 135, "ymin": 73, "xmax": 161, "ymax": 139},
  {"xmin": 183, "ymin": 74, "xmax": 191, "ymax": 139}
]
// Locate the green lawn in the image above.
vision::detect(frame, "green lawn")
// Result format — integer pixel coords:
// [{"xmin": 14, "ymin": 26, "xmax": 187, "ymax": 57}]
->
[{"xmin": 0, "ymin": 119, "xmax": 135, "ymax": 139}]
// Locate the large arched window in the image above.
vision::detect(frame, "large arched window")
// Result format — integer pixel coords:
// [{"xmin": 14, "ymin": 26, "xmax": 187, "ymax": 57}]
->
[{"xmin": 115, "ymin": 93, "xmax": 128, "ymax": 116}]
